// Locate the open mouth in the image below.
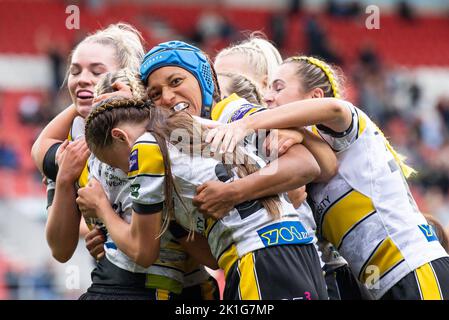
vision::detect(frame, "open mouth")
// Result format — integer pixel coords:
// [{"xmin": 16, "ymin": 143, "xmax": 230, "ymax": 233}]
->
[{"xmin": 173, "ymin": 102, "xmax": 189, "ymax": 112}]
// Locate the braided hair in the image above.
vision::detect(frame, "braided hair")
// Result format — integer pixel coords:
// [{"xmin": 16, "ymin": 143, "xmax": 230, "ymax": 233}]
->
[
  {"xmin": 94, "ymin": 68, "xmax": 147, "ymax": 100},
  {"xmin": 85, "ymin": 98, "xmax": 176, "ymax": 236},
  {"xmin": 85, "ymin": 98, "xmax": 282, "ymax": 237}
]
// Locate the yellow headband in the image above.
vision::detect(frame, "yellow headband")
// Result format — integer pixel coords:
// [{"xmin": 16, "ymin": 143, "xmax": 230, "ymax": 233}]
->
[{"xmin": 290, "ymin": 56, "xmax": 340, "ymax": 98}]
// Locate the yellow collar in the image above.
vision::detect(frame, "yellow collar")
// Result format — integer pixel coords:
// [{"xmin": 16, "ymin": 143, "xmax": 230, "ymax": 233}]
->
[{"xmin": 211, "ymin": 93, "xmax": 241, "ymax": 121}]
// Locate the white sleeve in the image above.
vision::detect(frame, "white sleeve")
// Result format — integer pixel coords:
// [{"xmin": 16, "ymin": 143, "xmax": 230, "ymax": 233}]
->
[
  {"xmin": 69, "ymin": 116, "xmax": 85, "ymax": 141},
  {"xmin": 314, "ymin": 102, "xmax": 360, "ymax": 152},
  {"xmin": 127, "ymin": 133, "xmax": 165, "ymax": 214}
]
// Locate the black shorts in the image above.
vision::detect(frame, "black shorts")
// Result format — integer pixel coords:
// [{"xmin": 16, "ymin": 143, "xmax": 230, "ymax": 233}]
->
[
  {"xmin": 381, "ymin": 256, "xmax": 449, "ymax": 300},
  {"xmin": 177, "ymin": 276, "xmax": 220, "ymax": 300},
  {"xmin": 79, "ymin": 257, "xmax": 179, "ymax": 300},
  {"xmin": 325, "ymin": 264, "xmax": 374, "ymax": 300},
  {"xmin": 224, "ymin": 244, "xmax": 328, "ymax": 300},
  {"xmin": 79, "ymin": 284, "xmax": 177, "ymax": 300}
]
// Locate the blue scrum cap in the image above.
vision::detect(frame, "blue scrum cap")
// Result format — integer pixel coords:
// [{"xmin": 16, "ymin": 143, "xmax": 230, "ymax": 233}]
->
[{"xmin": 140, "ymin": 41, "xmax": 214, "ymax": 118}]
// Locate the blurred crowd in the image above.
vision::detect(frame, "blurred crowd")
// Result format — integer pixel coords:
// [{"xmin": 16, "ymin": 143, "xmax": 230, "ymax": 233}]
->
[
  {"xmin": 0, "ymin": 252, "xmax": 59, "ymax": 300},
  {"xmin": 350, "ymin": 44, "xmax": 449, "ymax": 227}
]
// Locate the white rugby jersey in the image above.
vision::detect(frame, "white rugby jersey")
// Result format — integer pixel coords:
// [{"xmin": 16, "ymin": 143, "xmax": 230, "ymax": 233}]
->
[
  {"xmin": 211, "ymin": 93, "xmax": 266, "ymax": 124},
  {"xmin": 87, "ymin": 157, "xmax": 191, "ymax": 293},
  {"xmin": 212, "ymin": 93, "xmax": 319, "ymax": 246},
  {"xmin": 68, "ymin": 116, "xmax": 85, "ymax": 141},
  {"xmin": 308, "ymin": 102, "xmax": 448, "ymax": 299},
  {"xmin": 61, "ymin": 118, "xmax": 209, "ymax": 294},
  {"xmin": 129, "ymin": 131, "xmax": 316, "ymax": 277}
]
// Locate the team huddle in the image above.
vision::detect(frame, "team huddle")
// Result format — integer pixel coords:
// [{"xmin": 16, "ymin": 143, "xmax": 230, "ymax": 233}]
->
[{"xmin": 31, "ymin": 23, "xmax": 449, "ymax": 300}]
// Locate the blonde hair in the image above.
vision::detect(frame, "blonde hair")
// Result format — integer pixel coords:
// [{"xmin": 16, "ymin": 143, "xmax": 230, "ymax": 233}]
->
[
  {"xmin": 215, "ymin": 33, "xmax": 282, "ymax": 91},
  {"xmin": 65, "ymin": 23, "xmax": 145, "ymax": 84},
  {"xmin": 218, "ymin": 72, "xmax": 263, "ymax": 105},
  {"xmin": 286, "ymin": 55, "xmax": 416, "ymax": 178},
  {"xmin": 94, "ymin": 68, "xmax": 147, "ymax": 100},
  {"xmin": 285, "ymin": 56, "xmax": 344, "ymax": 99},
  {"xmin": 371, "ymin": 121, "xmax": 417, "ymax": 178}
]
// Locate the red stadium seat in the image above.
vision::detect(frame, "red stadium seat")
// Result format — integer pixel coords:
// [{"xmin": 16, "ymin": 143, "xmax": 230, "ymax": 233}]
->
[{"xmin": 1, "ymin": 2, "xmax": 448, "ymax": 66}]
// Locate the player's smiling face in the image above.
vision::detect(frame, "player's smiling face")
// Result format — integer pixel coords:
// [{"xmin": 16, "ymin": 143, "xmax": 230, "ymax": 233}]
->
[
  {"xmin": 68, "ymin": 42, "xmax": 119, "ymax": 118},
  {"xmin": 146, "ymin": 66, "xmax": 203, "ymax": 116},
  {"xmin": 264, "ymin": 63, "xmax": 308, "ymax": 109}
]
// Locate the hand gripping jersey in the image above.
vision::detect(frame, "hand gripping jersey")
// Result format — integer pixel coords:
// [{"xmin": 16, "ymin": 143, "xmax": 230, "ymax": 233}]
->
[
  {"xmin": 46, "ymin": 116, "xmax": 88, "ymax": 211},
  {"xmin": 65, "ymin": 116, "xmax": 96, "ymax": 227},
  {"xmin": 87, "ymin": 157, "xmax": 190, "ymax": 294},
  {"xmin": 52, "ymin": 117, "xmax": 210, "ymax": 295},
  {"xmin": 211, "ymin": 93, "xmax": 319, "ymax": 246},
  {"xmin": 128, "ymin": 131, "xmax": 316, "ymax": 278},
  {"xmin": 308, "ymin": 102, "xmax": 449, "ymax": 299}
]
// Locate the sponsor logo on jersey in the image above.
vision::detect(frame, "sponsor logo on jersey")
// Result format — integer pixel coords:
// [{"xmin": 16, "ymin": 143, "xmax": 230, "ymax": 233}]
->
[
  {"xmin": 196, "ymin": 215, "xmax": 206, "ymax": 233},
  {"xmin": 129, "ymin": 149, "xmax": 139, "ymax": 171},
  {"xmin": 258, "ymin": 221, "xmax": 313, "ymax": 247},
  {"xmin": 229, "ymin": 104, "xmax": 255, "ymax": 122},
  {"xmin": 418, "ymin": 224, "xmax": 439, "ymax": 242},
  {"xmin": 105, "ymin": 241, "xmax": 117, "ymax": 250},
  {"xmin": 130, "ymin": 184, "xmax": 140, "ymax": 198}
]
